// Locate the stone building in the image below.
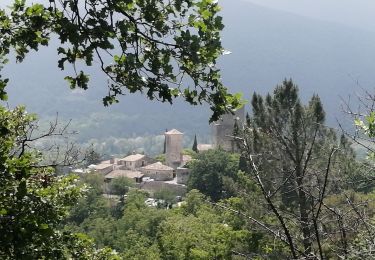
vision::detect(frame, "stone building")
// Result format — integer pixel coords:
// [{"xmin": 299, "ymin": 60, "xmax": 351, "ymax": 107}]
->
[
  {"xmin": 176, "ymin": 167, "xmax": 190, "ymax": 185},
  {"xmin": 91, "ymin": 163, "xmax": 114, "ymax": 175},
  {"xmin": 104, "ymin": 170, "xmax": 144, "ymax": 183},
  {"xmin": 212, "ymin": 106, "xmax": 245, "ymax": 152},
  {"xmin": 140, "ymin": 162, "xmax": 174, "ymax": 181},
  {"xmin": 117, "ymin": 153, "xmax": 148, "ymax": 170},
  {"xmin": 165, "ymin": 129, "xmax": 183, "ymax": 169}
]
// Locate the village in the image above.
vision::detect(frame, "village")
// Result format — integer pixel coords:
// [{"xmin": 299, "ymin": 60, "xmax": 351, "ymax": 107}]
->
[{"xmin": 75, "ymin": 108, "xmax": 245, "ymax": 206}]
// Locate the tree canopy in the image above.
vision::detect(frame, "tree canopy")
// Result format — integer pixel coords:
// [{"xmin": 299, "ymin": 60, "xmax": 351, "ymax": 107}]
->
[
  {"xmin": 192, "ymin": 134, "xmax": 198, "ymax": 152},
  {"xmin": 187, "ymin": 149, "xmax": 239, "ymax": 201},
  {"xmin": 236, "ymin": 80, "xmax": 362, "ymax": 258},
  {"xmin": 0, "ymin": 0, "xmax": 243, "ymax": 121},
  {"xmin": 0, "ymin": 106, "xmax": 119, "ymax": 259}
]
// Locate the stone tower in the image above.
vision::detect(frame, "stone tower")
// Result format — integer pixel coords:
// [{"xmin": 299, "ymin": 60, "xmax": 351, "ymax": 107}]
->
[
  {"xmin": 165, "ymin": 129, "xmax": 183, "ymax": 169},
  {"xmin": 212, "ymin": 106, "xmax": 245, "ymax": 152}
]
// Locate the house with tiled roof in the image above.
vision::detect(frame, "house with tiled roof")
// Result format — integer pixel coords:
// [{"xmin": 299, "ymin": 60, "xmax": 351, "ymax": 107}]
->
[
  {"xmin": 118, "ymin": 153, "xmax": 148, "ymax": 170},
  {"xmin": 140, "ymin": 162, "xmax": 174, "ymax": 181},
  {"xmin": 91, "ymin": 163, "xmax": 114, "ymax": 175},
  {"xmin": 105, "ymin": 170, "xmax": 144, "ymax": 183}
]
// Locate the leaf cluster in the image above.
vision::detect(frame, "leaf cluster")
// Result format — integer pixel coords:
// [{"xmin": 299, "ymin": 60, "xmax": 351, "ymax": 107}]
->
[{"xmin": 0, "ymin": 0, "xmax": 243, "ymax": 121}]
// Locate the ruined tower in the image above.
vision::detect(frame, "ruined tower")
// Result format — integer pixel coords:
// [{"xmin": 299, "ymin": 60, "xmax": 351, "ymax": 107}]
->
[
  {"xmin": 165, "ymin": 129, "xmax": 183, "ymax": 169},
  {"xmin": 212, "ymin": 106, "xmax": 245, "ymax": 152}
]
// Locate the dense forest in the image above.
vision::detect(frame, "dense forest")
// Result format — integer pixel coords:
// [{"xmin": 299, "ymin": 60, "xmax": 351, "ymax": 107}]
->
[{"xmin": 1, "ymin": 0, "xmax": 375, "ymax": 259}]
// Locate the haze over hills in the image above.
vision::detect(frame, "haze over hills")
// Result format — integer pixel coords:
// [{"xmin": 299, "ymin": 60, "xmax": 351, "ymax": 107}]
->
[
  {"xmin": 2, "ymin": 0, "xmax": 375, "ymax": 153},
  {"xmin": 219, "ymin": 0, "xmax": 375, "ymax": 124},
  {"xmin": 241, "ymin": 0, "xmax": 375, "ymax": 32}
]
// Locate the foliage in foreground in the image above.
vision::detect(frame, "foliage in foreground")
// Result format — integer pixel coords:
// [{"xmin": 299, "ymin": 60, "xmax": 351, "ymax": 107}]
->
[
  {"xmin": 0, "ymin": 105, "xmax": 117, "ymax": 259},
  {"xmin": 0, "ymin": 0, "xmax": 243, "ymax": 121}
]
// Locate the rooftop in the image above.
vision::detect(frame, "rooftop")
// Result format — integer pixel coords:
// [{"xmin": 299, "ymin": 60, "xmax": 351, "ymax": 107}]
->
[
  {"xmin": 180, "ymin": 154, "xmax": 193, "ymax": 167},
  {"xmin": 141, "ymin": 162, "xmax": 174, "ymax": 171},
  {"xmin": 197, "ymin": 144, "xmax": 213, "ymax": 151},
  {"xmin": 105, "ymin": 170, "xmax": 144, "ymax": 179},
  {"xmin": 165, "ymin": 129, "xmax": 183, "ymax": 135},
  {"xmin": 119, "ymin": 153, "xmax": 146, "ymax": 162},
  {"xmin": 98, "ymin": 157, "xmax": 118, "ymax": 164},
  {"xmin": 93, "ymin": 163, "xmax": 113, "ymax": 170}
]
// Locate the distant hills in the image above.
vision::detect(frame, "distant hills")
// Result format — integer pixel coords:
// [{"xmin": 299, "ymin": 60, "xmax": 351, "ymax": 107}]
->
[
  {"xmin": 3, "ymin": 1, "xmax": 375, "ymax": 144},
  {"xmin": 219, "ymin": 0, "xmax": 375, "ymax": 124},
  {"xmin": 240, "ymin": 0, "xmax": 375, "ymax": 33}
]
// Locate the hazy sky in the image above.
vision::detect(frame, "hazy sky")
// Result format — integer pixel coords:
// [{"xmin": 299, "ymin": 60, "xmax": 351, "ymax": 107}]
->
[
  {"xmin": 1, "ymin": 0, "xmax": 374, "ymax": 32},
  {"xmin": 241, "ymin": 0, "xmax": 375, "ymax": 32}
]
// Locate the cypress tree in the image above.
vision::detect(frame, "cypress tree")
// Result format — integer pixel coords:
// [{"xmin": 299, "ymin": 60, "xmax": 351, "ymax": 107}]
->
[
  {"xmin": 163, "ymin": 129, "xmax": 167, "ymax": 154},
  {"xmin": 192, "ymin": 134, "xmax": 198, "ymax": 153},
  {"xmin": 246, "ymin": 112, "xmax": 251, "ymax": 127}
]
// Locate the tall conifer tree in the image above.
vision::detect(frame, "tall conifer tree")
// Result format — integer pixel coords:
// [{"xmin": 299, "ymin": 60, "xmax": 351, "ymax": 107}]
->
[
  {"xmin": 192, "ymin": 134, "xmax": 198, "ymax": 153},
  {"xmin": 163, "ymin": 129, "xmax": 167, "ymax": 154},
  {"xmin": 238, "ymin": 79, "xmax": 354, "ymax": 257}
]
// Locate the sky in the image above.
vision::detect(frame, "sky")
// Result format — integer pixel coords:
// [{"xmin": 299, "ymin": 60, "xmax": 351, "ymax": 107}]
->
[
  {"xmin": 1, "ymin": 0, "xmax": 374, "ymax": 32},
  {"xmin": 241, "ymin": 0, "xmax": 375, "ymax": 32}
]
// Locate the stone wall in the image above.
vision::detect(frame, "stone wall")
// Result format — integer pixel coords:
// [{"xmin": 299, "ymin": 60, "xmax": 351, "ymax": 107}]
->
[{"xmin": 176, "ymin": 167, "xmax": 190, "ymax": 185}]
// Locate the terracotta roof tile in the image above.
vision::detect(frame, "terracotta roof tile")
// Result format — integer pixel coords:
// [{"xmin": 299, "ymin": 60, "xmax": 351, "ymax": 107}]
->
[
  {"xmin": 119, "ymin": 154, "xmax": 145, "ymax": 162},
  {"xmin": 105, "ymin": 170, "xmax": 144, "ymax": 179},
  {"xmin": 141, "ymin": 162, "xmax": 174, "ymax": 171}
]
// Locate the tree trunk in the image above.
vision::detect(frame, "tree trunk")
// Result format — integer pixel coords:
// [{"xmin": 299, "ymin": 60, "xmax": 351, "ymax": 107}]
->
[{"xmin": 296, "ymin": 165, "xmax": 312, "ymax": 255}]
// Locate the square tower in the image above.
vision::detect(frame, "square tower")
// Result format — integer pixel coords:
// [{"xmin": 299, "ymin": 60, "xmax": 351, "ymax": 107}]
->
[
  {"xmin": 212, "ymin": 106, "xmax": 245, "ymax": 152},
  {"xmin": 165, "ymin": 129, "xmax": 183, "ymax": 169}
]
